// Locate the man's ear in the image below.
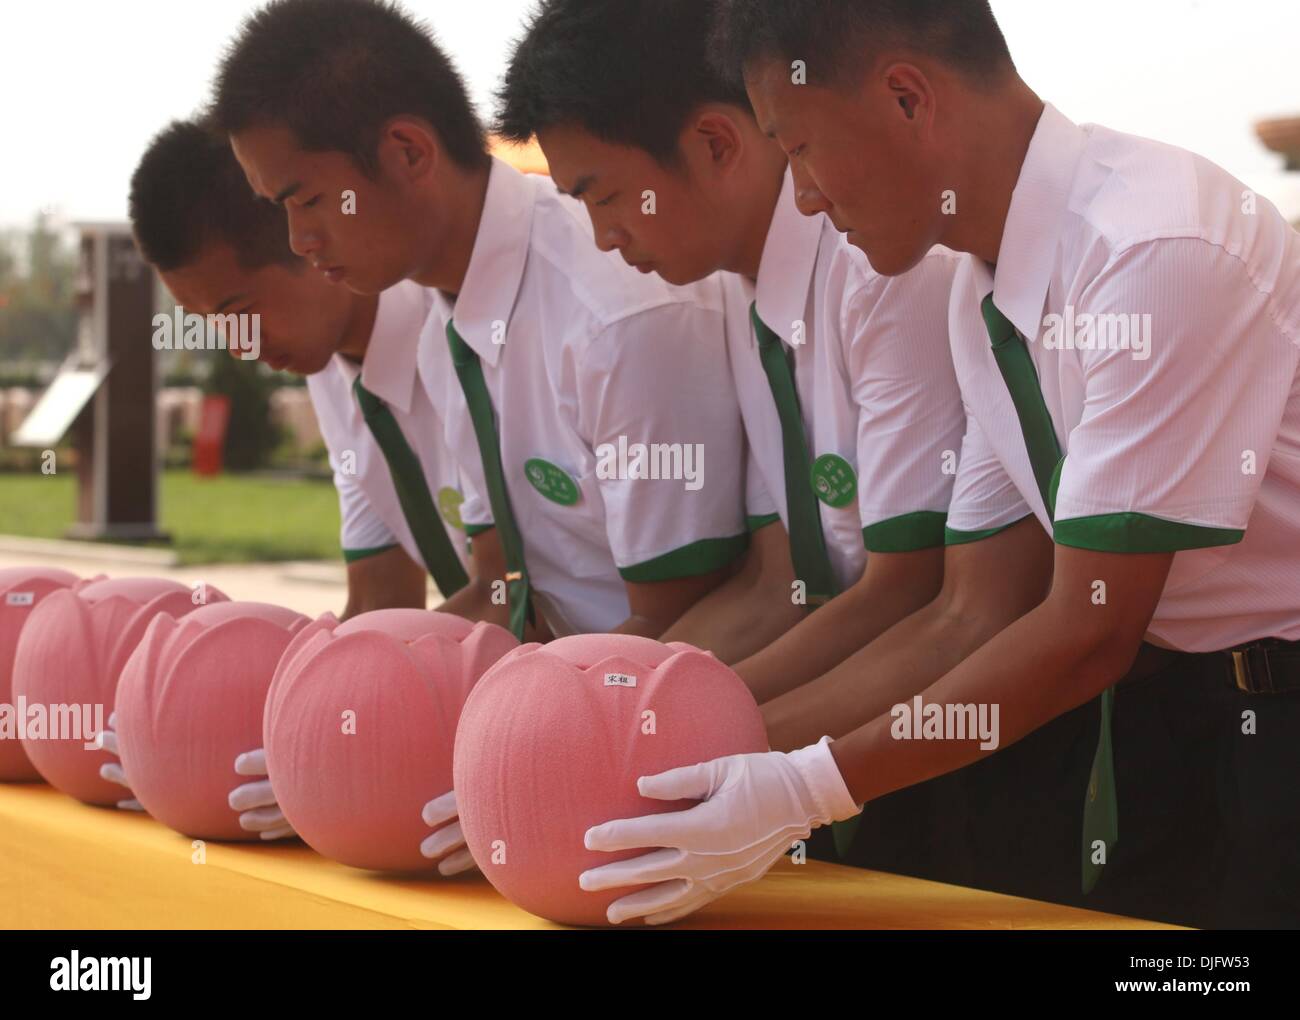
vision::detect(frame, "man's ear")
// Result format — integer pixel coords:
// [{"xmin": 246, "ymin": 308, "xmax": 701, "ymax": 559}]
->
[
  {"xmin": 883, "ymin": 62, "xmax": 935, "ymax": 127},
  {"xmin": 378, "ymin": 116, "xmax": 441, "ymax": 181},
  {"xmin": 689, "ymin": 109, "xmax": 746, "ymax": 174}
]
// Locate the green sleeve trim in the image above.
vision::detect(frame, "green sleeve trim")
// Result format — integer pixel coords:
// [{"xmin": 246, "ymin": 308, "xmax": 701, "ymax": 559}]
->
[
  {"xmin": 862, "ymin": 511, "xmax": 948, "ymax": 553},
  {"xmin": 746, "ymin": 512, "xmax": 781, "ymax": 533},
  {"xmin": 343, "ymin": 543, "xmax": 399, "ymax": 564},
  {"xmin": 463, "ymin": 523, "xmax": 494, "ymax": 538},
  {"xmin": 1048, "ymin": 456, "xmax": 1065, "ymax": 520},
  {"xmin": 619, "ymin": 533, "xmax": 749, "ymax": 583},
  {"xmin": 1054, "ymin": 513, "xmax": 1245, "ymax": 553},
  {"xmin": 944, "ymin": 514, "xmax": 1034, "ymax": 547}
]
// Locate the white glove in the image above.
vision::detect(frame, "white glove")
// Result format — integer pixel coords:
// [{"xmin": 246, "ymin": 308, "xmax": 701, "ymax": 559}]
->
[
  {"xmin": 228, "ymin": 748, "xmax": 295, "ymax": 841},
  {"xmin": 579, "ymin": 736, "xmax": 862, "ymax": 925},
  {"xmin": 96, "ymin": 711, "xmax": 144, "ymax": 812},
  {"xmin": 419, "ymin": 790, "xmax": 478, "ymax": 876}
]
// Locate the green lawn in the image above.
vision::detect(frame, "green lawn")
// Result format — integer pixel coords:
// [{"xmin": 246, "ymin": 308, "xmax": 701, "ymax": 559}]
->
[{"xmin": 0, "ymin": 470, "xmax": 341, "ymax": 565}]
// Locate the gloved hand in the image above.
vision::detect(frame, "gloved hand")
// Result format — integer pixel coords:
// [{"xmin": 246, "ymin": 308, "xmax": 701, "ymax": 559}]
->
[
  {"xmin": 579, "ymin": 736, "xmax": 862, "ymax": 925},
  {"xmin": 228, "ymin": 748, "xmax": 295, "ymax": 841},
  {"xmin": 96, "ymin": 711, "xmax": 144, "ymax": 812},
  {"xmin": 419, "ymin": 790, "xmax": 478, "ymax": 876}
]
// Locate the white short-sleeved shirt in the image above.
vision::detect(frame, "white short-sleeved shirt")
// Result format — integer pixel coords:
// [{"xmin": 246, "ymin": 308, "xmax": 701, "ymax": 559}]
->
[
  {"xmin": 724, "ymin": 169, "xmax": 967, "ymax": 592},
  {"xmin": 417, "ymin": 159, "xmax": 748, "ymax": 636},
  {"xmin": 306, "ymin": 280, "xmax": 474, "ymax": 582},
  {"xmin": 946, "ymin": 102, "xmax": 1300, "ymax": 651}
]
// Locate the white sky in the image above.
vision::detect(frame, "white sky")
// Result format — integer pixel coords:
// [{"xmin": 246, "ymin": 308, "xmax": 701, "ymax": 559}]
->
[{"xmin": 1, "ymin": 0, "xmax": 1297, "ymax": 230}]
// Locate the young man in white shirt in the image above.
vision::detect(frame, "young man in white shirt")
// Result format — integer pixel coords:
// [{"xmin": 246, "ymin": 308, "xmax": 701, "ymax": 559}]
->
[
  {"xmin": 570, "ymin": 0, "xmax": 1300, "ymax": 928},
  {"xmin": 211, "ymin": 0, "xmax": 750, "ymax": 643},
  {"xmin": 496, "ymin": 0, "xmax": 967, "ymax": 866},
  {"xmin": 130, "ymin": 120, "xmax": 480, "ymax": 621},
  {"xmin": 210, "ymin": 0, "xmax": 753, "ymax": 869},
  {"xmin": 499, "ymin": 0, "xmax": 966, "ymax": 682},
  {"xmin": 126, "ymin": 119, "xmax": 493, "ymax": 872}
]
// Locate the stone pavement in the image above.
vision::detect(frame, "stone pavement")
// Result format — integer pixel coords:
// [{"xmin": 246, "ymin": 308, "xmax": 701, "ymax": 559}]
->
[{"xmin": 0, "ymin": 535, "xmax": 444, "ymax": 619}]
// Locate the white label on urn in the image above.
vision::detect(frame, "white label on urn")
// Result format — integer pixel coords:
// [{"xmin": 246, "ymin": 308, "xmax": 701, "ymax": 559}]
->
[{"xmin": 604, "ymin": 672, "xmax": 638, "ymax": 688}]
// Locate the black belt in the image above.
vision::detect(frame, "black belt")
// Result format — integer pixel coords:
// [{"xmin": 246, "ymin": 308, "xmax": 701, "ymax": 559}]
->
[
  {"xmin": 1121, "ymin": 638, "xmax": 1300, "ymax": 695},
  {"xmin": 1224, "ymin": 638, "xmax": 1300, "ymax": 695}
]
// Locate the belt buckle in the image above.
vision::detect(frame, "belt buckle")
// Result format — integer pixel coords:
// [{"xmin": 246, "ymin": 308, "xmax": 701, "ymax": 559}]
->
[{"xmin": 1231, "ymin": 645, "xmax": 1276, "ymax": 695}]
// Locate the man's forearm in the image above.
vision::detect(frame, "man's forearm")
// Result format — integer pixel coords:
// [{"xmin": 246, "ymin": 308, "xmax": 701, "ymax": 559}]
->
[
  {"xmin": 830, "ymin": 597, "xmax": 1137, "ymax": 805},
  {"xmin": 342, "ymin": 548, "xmax": 428, "ymax": 620},
  {"xmin": 738, "ymin": 549, "xmax": 943, "ymax": 704},
  {"xmin": 826, "ymin": 543, "xmax": 1173, "ymax": 803},
  {"xmin": 437, "ymin": 577, "xmax": 509, "ymax": 628},
  {"xmin": 761, "ymin": 590, "xmax": 1009, "ymax": 752},
  {"xmin": 612, "ymin": 612, "xmax": 671, "ymax": 638},
  {"xmin": 614, "ymin": 565, "xmax": 738, "ymax": 645},
  {"xmin": 762, "ymin": 519, "xmax": 1056, "ymax": 752},
  {"xmin": 658, "ymin": 569, "xmax": 803, "ymax": 663}
]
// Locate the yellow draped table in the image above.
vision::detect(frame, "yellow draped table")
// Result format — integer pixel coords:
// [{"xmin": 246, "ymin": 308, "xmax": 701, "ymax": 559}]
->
[{"xmin": 0, "ymin": 783, "xmax": 1176, "ymax": 930}]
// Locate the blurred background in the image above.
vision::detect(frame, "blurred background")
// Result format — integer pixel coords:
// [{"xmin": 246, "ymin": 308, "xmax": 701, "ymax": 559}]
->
[{"xmin": 0, "ymin": 0, "xmax": 1295, "ymax": 596}]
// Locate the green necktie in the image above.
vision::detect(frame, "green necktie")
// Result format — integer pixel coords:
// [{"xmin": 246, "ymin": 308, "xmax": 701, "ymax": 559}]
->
[
  {"xmin": 752, "ymin": 303, "xmax": 857, "ymax": 856},
  {"xmin": 352, "ymin": 378, "xmax": 469, "ymax": 599},
  {"xmin": 980, "ymin": 294, "xmax": 1117, "ymax": 895},
  {"xmin": 445, "ymin": 322, "xmax": 532, "ymax": 641},
  {"xmin": 751, "ymin": 303, "xmax": 838, "ymax": 607}
]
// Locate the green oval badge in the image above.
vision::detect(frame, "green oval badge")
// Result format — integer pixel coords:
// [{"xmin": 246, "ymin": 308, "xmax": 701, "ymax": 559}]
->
[
  {"xmin": 524, "ymin": 458, "xmax": 581, "ymax": 506},
  {"xmin": 810, "ymin": 453, "xmax": 857, "ymax": 508},
  {"xmin": 437, "ymin": 487, "xmax": 466, "ymax": 531}
]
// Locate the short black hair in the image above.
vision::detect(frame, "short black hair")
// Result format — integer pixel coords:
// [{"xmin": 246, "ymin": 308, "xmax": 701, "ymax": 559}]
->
[
  {"xmin": 712, "ymin": 0, "xmax": 1015, "ymax": 89},
  {"xmin": 129, "ymin": 119, "xmax": 298, "ymax": 272},
  {"xmin": 211, "ymin": 0, "xmax": 488, "ymax": 175},
  {"xmin": 496, "ymin": 0, "xmax": 751, "ymax": 166}
]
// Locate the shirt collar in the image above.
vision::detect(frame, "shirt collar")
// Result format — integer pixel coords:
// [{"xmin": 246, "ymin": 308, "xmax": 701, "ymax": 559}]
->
[
  {"xmin": 358, "ymin": 283, "xmax": 430, "ymax": 414},
  {"xmin": 991, "ymin": 103, "xmax": 1089, "ymax": 342},
  {"xmin": 447, "ymin": 157, "xmax": 536, "ymax": 366},
  {"xmin": 755, "ymin": 167, "xmax": 825, "ymax": 349}
]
